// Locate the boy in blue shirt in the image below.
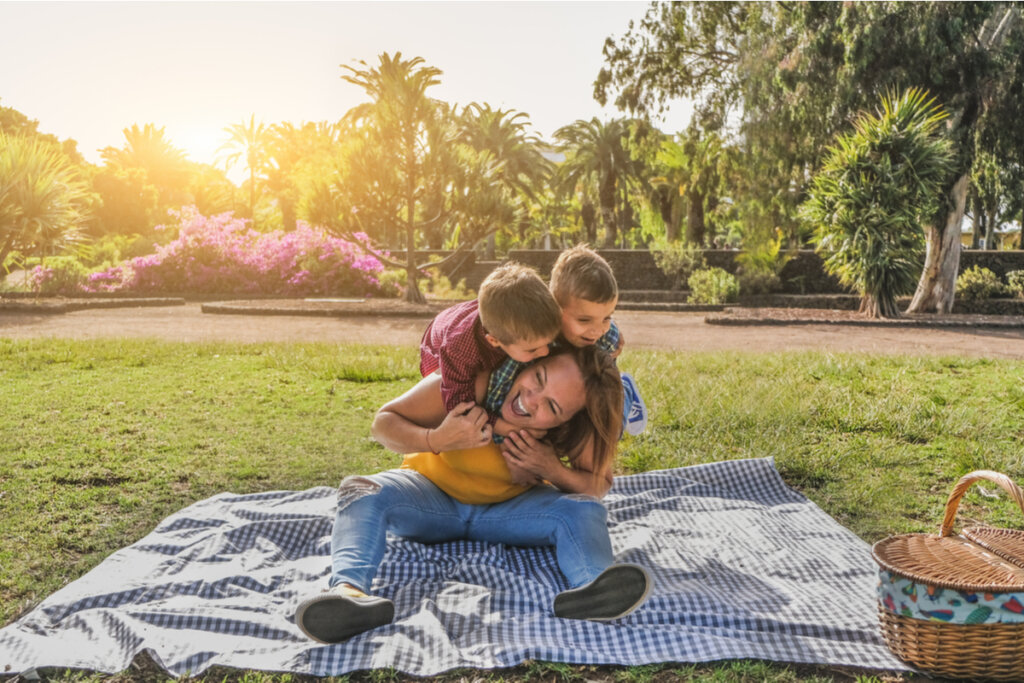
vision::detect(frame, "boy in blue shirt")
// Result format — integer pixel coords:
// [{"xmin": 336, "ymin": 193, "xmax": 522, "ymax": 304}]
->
[{"xmin": 485, "ymin": 244, "xmax": 647, "ymax": 436}]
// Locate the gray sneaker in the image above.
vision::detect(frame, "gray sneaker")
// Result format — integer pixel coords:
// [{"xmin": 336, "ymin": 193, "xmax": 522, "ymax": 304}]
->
[
  {"xmin": 553, "ymin": 564, "xmax": 652, "ymax": 621},
  {"xmin": 295, "ymin": 584, "xmax": 394, "ymax": 643}
]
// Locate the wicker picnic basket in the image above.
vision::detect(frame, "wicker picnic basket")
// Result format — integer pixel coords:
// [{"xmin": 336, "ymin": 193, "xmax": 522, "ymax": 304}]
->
[{"xmin": 871, "ymin": 470, "xmax": 1024, "ymax": 680}]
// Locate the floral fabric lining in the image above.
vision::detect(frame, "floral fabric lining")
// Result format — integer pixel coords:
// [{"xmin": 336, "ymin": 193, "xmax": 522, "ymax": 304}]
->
[{"xmin": 877, "ymin": 570, "xmax": 1024, "ymax": 624}]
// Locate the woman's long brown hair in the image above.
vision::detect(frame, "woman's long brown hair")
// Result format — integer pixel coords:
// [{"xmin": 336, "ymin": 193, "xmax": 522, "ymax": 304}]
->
[{"xmin": 545, "ymin": 345, "xmax": 623, "ymax": 477}]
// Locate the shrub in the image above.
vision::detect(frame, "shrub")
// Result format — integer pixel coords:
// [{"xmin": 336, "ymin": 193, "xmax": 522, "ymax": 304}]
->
[
  {"xmin": 688, "ymin": 267, "xmax": 739, "ymax": 304},
  {"xmin": 85, "ymin": 208, "xmax": 391, "ymax": 297},
  {"xmin": 1006, "ymin": 270, "xmax": 1024, "ymax": 299},
  {"xmin": 30, "ymin": 256, "xmax": 90, "ymax": 295},
  {"xmin": 652, "ymin": 239, "xmax": 705, "ymax": 290},
  {"xmin": 956, "ymin": 265, "xmax": 1005, "ymax": 301},
  {"xmin": 737, "ymin": 269, "xmax": 782, "ymax": 296},
  {"xmin": 421, "ymin": 269, "xmax": 475, "ymax": 300}
]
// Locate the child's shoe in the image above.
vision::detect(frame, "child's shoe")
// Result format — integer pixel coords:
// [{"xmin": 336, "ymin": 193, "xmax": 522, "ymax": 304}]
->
[
  {"xmin": 621, "ymin": 372, "xmax": 648, "ymax": 435},
  {"xmin": 553, "ymin": 563, "xmax": 652, "ymax": 621},
  {"xmin": 295, "ymin": 583, "xmax": 394, "ymax": 643}
]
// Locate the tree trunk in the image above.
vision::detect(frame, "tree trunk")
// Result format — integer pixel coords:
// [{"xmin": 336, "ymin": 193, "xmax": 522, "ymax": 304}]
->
[
  {"xmin": 404, "ymin": 136, "xmax": 426, "ymax": 305},
  {"xmin": 618, "ymin": 199, "xmax": 633, "ymax": 247},
  {"xmin": 984, "ymin": 207, "xmax": 997, "ymax": 250},
  {"xmin": 280, "ymin": 197, "xmax": 297, "ymax": 232},
  {"xmin": 685, "ymin": 188, "xmax": 706, "ymax": 245},
  {"xmin": 581, "ymin": 201, "xmax": 597, "ymax": 243},
  {"xmin": 970, "ymin": 191, "xmax": 982, "ymax": 249},
  {"xmin": 906, "ymin": 174, "xmax": 970, "ymax": 314},
  {"xmin": 860, "ymin": 292, "xmax": 900, "ymax": 319},
  {"xmin": 599, "ymin": 176, "xmax": 617, "ymax": 247}
]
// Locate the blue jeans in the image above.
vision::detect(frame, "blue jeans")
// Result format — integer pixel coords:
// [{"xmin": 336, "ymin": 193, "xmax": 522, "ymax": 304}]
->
[{"xmin": 329, "ymin": 469, "xmax": 614, "ymax": 593}]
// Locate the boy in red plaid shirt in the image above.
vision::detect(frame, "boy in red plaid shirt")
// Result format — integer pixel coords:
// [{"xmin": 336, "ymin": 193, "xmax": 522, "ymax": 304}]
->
[{"xmin": 419, "ymin": 262, "xmax": 562, "ymax": 446}]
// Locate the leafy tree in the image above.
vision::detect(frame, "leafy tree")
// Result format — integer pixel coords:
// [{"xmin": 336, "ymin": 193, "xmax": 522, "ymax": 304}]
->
[
  {"xmin": 802, "ymin": 90, "xmax": 953, "ymax": 319},
  {"xmin": 1, "ymin": 99, "xmax": 85, "ymax": 165},
  {"xmin": 0, "ymin": 132, "xmax": 90, "ymax": 267},
  {"xmin": 91, "ymin": 165, "xmax": 160, "ymax": 237},
  {"xmin": 188, "ymin": 163, "xmax": 237, "ymax": 218},
  {"xmin": 219, "ymin": 115, "xmax": 269, "ymax": 224},
  {"xmin": 597, "ymin": 2, "xmax": 1024, "ymax": 312}
]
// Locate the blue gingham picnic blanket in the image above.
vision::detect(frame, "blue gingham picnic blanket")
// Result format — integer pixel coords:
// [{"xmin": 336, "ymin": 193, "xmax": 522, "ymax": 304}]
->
[{"xmin": 0, "ymin": 458, "xmax": 908, "ymax": 676}]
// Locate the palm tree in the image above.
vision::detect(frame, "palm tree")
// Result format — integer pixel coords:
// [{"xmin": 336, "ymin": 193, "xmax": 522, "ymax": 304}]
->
[
  {"xmin": 99, "ymin": 123, "xmax": 192, "ymax": 222},
  {"xmin": 337, "ymin": 52, "xmax": 446, "ymax": 303},
  {"xmin": 555, "ymin": 117, "xmax": 641, "ymax": 247},
  {"xmin": 458, "ymin": 104, "xmax": 552, "ymax": 198},
  {"xmin": 648, "ymin": 130, "xmax": 724, "ymax": 244},
  {"xmin": 458, "ymin": 104, "xmax": 552, "ymax": 253},
  {"xmin": 219, "ymin": 115, "xmax": 269, "ymax": 224},
  {"xmin": 0, "ymin": 132, "xmax": 90, "ymax": 267},
  {"xmin": 101, "ymin": 124, "xmax": 189, "ymax": 190},
  {"xmin": 265, "ymin": 121, "xmax": 344, "ymax": 231}
]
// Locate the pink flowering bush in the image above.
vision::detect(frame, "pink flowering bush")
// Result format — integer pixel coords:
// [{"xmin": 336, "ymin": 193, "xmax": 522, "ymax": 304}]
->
[
  {"xmin": 84, "ymin": 208, "xmax": 393, "ymax": 297},
  {"xmin": 29, "ymin": 256, "xmax": 90, "ymax": 295}
]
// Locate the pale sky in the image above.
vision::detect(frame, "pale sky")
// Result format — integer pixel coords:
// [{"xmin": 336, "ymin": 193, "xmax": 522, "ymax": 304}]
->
[{"xmin": 0, "ymin": 1, "xmax": 690, "ymax": 181}]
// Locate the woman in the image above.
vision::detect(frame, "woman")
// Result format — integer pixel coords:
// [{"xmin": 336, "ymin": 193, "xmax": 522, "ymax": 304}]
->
[{"xmin": 295, "ymin": 345, "xmax": 651, "ymax": 644}]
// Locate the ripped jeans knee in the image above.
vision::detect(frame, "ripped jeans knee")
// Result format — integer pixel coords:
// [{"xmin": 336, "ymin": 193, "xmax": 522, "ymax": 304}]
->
[{"xmin": 336, "ymin": 475, "xmax": 381, "ymax": 512}]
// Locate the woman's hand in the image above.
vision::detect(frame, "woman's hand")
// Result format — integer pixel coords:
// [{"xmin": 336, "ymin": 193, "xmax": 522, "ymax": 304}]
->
[
  {"xmin": 500, "ymin": 430, "xmax": 560, "ymax": 480},
  {"xmin": 430, "ymin": 401, "xmax": 492, "ymax": 452}
]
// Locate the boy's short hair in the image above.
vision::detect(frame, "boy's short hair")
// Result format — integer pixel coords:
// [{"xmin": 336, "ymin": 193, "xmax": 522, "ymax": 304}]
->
[
  {"xmin": 478, "ymin": 262, "xmax": 561, "ymax": 345},
  {"xmin": 549, "ymin": 244, "xmax": 618, "ymax": 305}
]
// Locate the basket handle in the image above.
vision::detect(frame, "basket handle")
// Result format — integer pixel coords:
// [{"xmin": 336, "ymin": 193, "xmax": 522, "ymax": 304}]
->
[{"xmin": 939, "ymin": 470, "xmax": 1024, "ymax": 537}]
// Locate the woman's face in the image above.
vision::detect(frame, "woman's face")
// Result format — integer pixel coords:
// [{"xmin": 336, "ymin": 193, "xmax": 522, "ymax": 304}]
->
[{"xmin": 500, "ymin": 353, "xmax": 586, "ymax": 430}]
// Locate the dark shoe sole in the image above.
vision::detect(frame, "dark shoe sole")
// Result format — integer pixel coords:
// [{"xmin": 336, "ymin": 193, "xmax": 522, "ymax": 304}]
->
[
  {"xmin": 553, "ymin": 563, "xmax": 652, "ymax": 621},
  {"xmin": 295, "ymin": 592, "xmax": 395, "ymax": 643}
]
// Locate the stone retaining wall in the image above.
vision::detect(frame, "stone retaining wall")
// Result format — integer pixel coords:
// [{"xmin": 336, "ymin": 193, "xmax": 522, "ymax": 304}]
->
[{"xmin": 448, "ymin": 249, "xmax": 1024, "ymax": 295}]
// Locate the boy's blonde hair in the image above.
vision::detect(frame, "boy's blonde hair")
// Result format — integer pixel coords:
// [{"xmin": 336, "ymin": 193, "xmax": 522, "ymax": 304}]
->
[
  {"xmin": 478, "ymin": 262, "xmax": 561, "ymax": 345},
  {"xmin": 549, "ymin": 244, "xmax": 618, "ymax": 306}
]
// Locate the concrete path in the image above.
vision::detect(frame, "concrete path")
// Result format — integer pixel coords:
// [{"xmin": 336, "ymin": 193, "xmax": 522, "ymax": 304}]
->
[{"xmin": 2, "ymin": 303, "xmax": 1024, "ymax": 359}]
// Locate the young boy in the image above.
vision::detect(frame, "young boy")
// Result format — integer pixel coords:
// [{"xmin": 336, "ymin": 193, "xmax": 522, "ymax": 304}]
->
[
  {"xmin": 420, "ymin": 262, "xmax": 562, "ymax": 440},
  {"xmin": 485, "ymin": 244, "xmax": 648, "ymax": 436}
]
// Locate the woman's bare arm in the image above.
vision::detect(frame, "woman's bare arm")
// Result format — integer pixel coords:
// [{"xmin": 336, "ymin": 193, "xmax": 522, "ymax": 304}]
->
[{"xmin": 371, "ymin": 373, "xmax": 492, "ymax": 454}]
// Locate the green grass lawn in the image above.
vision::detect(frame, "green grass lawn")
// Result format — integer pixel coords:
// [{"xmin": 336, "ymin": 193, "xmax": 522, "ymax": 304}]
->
[{"xmin": 2, "ymin": 338, "xmax": 1023, "ymax": 682}]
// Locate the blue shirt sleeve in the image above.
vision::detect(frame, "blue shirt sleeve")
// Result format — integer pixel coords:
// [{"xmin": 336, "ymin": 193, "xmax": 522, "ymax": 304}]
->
[{"xmin": 597, "ymin": 319, "xmax": 621, "ymax": 355}]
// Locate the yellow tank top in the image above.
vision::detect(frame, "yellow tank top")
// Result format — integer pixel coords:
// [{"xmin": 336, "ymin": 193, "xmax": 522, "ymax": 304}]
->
[{"xmin": 401, "ymin": 442, "xmax": 529, "ymax": 504}]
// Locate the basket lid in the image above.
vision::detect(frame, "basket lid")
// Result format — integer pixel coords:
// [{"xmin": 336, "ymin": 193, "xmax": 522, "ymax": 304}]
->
[
  {"xmin": 872, "ymin": 533, "xmax": 1024, "ymax": 592},
  {"xmin": 962, "ymin": 526, "xmax": 1024, "ymax": 569}
]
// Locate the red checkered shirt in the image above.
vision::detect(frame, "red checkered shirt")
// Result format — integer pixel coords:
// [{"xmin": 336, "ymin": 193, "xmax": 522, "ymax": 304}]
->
[{"xmin": 419, "ymin": 299, "xmax": 506, "ymax": 423}]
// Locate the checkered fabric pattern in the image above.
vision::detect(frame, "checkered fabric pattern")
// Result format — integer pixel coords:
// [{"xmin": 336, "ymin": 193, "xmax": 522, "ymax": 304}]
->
[{"xmin": 0, "ymin": 458, "xmax": 908, "ymax": 677}]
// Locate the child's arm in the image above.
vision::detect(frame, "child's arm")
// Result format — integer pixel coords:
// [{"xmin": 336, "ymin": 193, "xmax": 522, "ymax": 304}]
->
[{"xmin": 597, "ymin": 319, "xmax": 623, "ymax": 358}]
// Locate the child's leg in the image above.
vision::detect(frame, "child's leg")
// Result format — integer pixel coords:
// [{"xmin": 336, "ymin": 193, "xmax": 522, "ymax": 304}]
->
[{"xmin": 329, "ymin": 469, "xmax": 464, "ymax": 592}]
